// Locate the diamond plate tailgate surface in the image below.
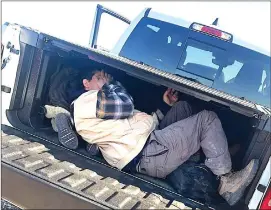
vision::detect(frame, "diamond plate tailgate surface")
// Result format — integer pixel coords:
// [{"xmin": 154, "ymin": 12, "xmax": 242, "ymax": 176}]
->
[{"xmin": 1, "ymin": 129, "xmax": 204, "ymax": 210}]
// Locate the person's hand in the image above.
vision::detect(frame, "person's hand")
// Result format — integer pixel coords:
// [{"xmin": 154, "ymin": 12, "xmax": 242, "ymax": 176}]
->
[
  {"xmin": 97, "ymin": 71, "xmax": 113, "ymax": 89},
  {"xmin": 163, "ymin": 88, "xmax": 179, "ymax": 106}
]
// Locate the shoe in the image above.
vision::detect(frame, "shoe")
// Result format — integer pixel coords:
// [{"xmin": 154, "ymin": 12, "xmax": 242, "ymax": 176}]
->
[
  {"xmin": 44, "ymin": 105, "xmax": 70, "ymax": 119},
  {"xmin": 55, "ymin": 113, "xmax": 78, "ymax": 149},
  {"xmin": 218, "ymin": 159, "xmax": 259, "ymax": 206}
]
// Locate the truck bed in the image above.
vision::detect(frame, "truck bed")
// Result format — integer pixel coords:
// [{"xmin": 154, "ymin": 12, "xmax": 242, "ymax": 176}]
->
[
  {"xmin": 2, "ymin": 23, "xmax": 270, "ymax": 210},
  {"xmin": 1, "ymin": 125, "xmax": 210, "ymax": 210}
]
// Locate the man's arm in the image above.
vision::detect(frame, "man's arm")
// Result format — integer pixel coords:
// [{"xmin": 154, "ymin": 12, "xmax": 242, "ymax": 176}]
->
[
  {"xmin": 96, "ymin": 81, "xmax": 134, "ymax": 119},
  {"xmin": 154, "ymin": 88, "xmax": 179, "ymax": 121}
]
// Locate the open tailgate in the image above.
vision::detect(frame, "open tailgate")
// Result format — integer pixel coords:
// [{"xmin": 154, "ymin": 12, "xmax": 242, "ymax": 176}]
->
[{"xmin": 1, "ymin": 125, "xmax": 210, "ymax": 210}]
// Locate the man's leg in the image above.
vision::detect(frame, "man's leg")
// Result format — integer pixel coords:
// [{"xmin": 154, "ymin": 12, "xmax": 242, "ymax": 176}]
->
[
  {"xmin": 196, "ymin": 110, "xmax": 259, "ymax": 205},
  {"xmin": 159, "ymin": 100, "xmax": 202, "ymax": 162},
  {"xmin": 55, "ymin": 113, "xmax": 79, "ymax": 149},
  {"xmin": 140, "ymin": 110, "xmax": 231, "ymax": 178},
  {"xmin": 139, "ymin": 110, "xmax": 258, "ymax": 205},
  {"xmin": 55, "ymin": 106, "xmax": 100, "ymax": 155},
  {"xmin": 159, "ymin": 101, "xmax": 193, "ymax": 129}
]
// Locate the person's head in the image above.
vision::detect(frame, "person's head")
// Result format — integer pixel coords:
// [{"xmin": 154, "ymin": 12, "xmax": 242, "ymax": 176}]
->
[
  {"xmin": 81, "ymin": 70, "xmax": 103, "ymax": 91},
  {"xmin": 81, "ymin": 69, "xmax": 113, "ymax": 91}
]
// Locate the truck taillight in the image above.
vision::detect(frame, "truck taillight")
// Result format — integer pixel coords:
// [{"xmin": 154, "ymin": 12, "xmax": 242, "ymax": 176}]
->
[
  {"xmin": 260, "ymin": 187, "xmax": 271, "ymax": 210},
  {"xmin": 202, "ymin": 25, "xmax": 221, "ymax": 37},
  {"xmin": 191, "ymin": 23, "xmax": 232, "ymax": 41}
]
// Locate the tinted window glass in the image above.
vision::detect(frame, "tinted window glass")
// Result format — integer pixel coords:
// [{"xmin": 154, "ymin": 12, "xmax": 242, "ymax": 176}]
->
[
  {"xmin": 213, "ymin": 49, "xmax": 270, "ymax": 107},
  {"xmin": 221, "ymin": 61, "xmax": 243, "ymax": 83},
  {"xmin": 177, "ymin": 39, "xmax": 225, "ymax": 80},
  {"xmin": 120, "ymin": 17, "xmax": 270, "ymax": 107},
  {"xmin": 120, "ymin": 17, "xmax": 188, "ymax": 74}
]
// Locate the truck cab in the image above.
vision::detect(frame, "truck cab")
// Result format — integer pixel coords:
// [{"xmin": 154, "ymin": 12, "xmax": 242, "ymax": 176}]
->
[{"xmin": 108, "ymin": 8, "xmax": 270, "ymax": 108}]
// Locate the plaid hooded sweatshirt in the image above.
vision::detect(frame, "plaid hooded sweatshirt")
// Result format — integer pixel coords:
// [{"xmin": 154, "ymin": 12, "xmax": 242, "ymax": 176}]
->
[{"xmin": 73, "ymin": 81, "xmax": 156, "ymax": 169}]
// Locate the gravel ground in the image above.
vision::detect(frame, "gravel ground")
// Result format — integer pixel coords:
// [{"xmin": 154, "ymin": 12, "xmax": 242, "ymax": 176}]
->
[{"xmin": 1, "ymin": 199, "xmax": 21, "ymax": 210}]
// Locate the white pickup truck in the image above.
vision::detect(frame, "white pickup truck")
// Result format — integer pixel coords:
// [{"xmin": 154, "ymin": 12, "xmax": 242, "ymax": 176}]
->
[{"xmin": 1, "ymin": 4, "xmax": 270, "ymax": 210}]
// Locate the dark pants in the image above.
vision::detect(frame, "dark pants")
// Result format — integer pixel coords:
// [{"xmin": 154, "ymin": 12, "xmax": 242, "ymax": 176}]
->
[{"xmin": 138, "ymin": 101, "xmax": 232, "ymax": 178}]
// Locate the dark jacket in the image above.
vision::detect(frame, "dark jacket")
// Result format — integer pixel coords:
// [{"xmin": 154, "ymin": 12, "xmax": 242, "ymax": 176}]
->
[{"xmin": 48, "ymin": 67, "xmax": 86, "ymax": 111}]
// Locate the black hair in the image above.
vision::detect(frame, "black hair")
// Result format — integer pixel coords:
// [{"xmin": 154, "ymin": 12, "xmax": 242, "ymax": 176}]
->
[{"xmin": 80, "ymin": 69, "xmax": 103, "ymax": 81}]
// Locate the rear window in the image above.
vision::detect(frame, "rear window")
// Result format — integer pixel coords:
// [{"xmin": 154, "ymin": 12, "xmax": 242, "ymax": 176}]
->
[
  {"xmin": 120, "ymin": 18, "xmax": 189, "ymax": 74},
  {"xmin": 212, "ymin": 47, "xmax": 270, "ymax": 108},
  {"xmin": 177, "ymin": 39, "xmax": 225, "ymax": 80},
  {"xmin": 120, "ymin": 17, "xmax": 270, "ymax": 107}
]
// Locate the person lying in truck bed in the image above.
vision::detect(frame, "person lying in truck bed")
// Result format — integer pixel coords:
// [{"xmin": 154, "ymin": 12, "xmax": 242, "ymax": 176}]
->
[{"xmin": 53, "ymin": 70, "xmax": 258, "ymax": 206}]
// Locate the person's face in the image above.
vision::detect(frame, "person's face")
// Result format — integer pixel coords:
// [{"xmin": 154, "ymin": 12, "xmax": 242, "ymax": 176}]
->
[{"xmin": 83, "ymin": 71, "xmax": 102, "ymax": 91}]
